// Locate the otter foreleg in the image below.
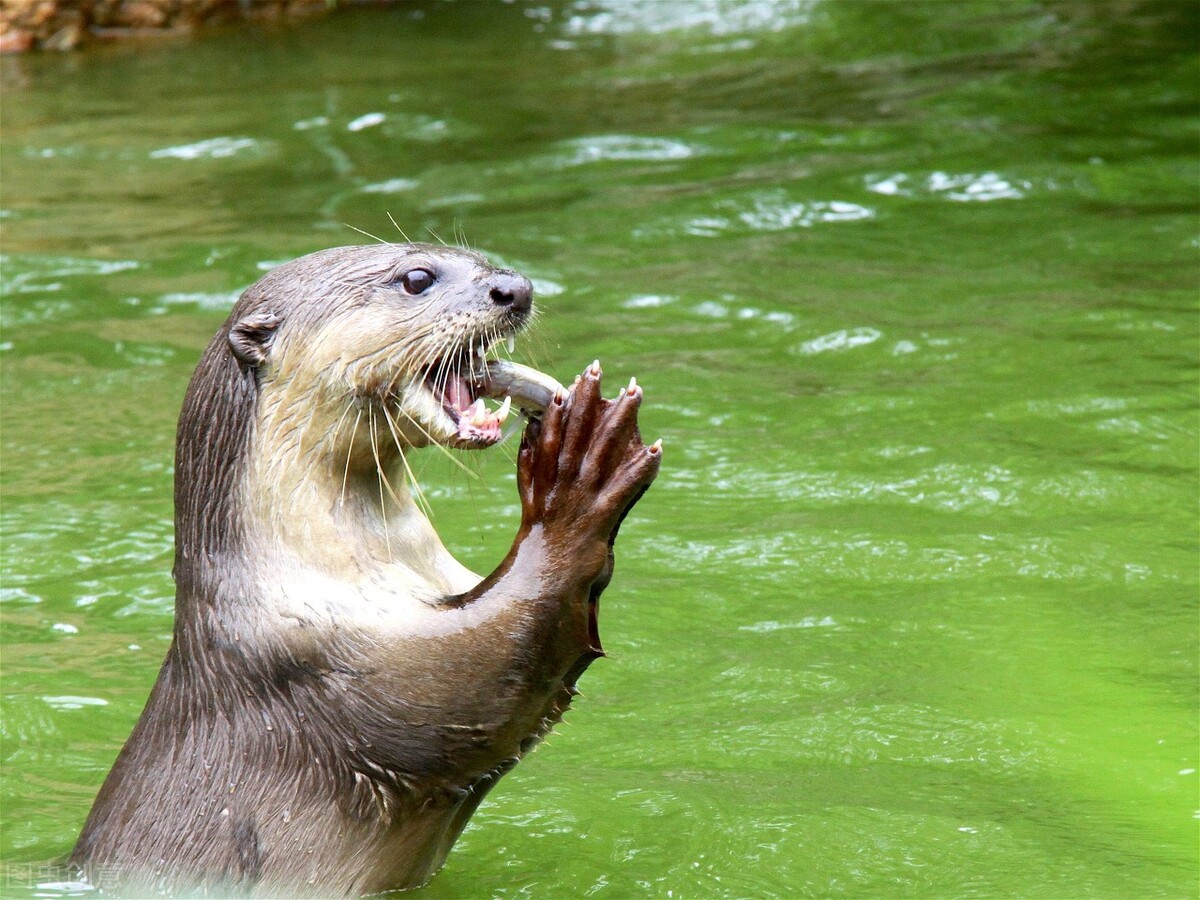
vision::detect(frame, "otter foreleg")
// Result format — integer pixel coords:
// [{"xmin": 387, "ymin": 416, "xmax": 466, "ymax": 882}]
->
[
  {"xmin": 384, "ymin": 361, "xmax": 660, "ymax": 890},
  {"xmin": 456, "ymin": 360, "xmax": 660, "ymax": 671}
]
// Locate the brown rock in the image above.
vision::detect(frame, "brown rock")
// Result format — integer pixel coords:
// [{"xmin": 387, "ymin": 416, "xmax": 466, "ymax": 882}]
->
[
  {"xmin": 0, "ymin": 0, "xmax": 350, "ymax": 51},
  {"xmin": 0, "ymin": 28, "xmax": 36, "ymax": 53},
  {"xmin": 113, "ymin": 1, "xmax": 169, "ymax": 29}
]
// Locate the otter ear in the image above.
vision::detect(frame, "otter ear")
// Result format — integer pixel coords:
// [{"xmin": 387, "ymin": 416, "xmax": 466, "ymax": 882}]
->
[{"xmin": 228, "ymin": 312, "xmax": 281, "ymax": 367}]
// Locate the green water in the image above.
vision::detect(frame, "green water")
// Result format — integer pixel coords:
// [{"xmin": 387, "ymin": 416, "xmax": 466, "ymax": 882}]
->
[{"xmin": 1, "ymin": 2, "xmax": 1197, "ymax": 897}]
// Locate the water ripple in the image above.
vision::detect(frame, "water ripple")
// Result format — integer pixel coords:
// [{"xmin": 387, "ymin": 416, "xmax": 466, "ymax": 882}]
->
[
  {"xmin": 41, "ymin": 696, "xmax": 108, "ymax": 711},
  {"xmin": 1, "ymin": 255, "xmax": 138, "ymax": 297},
  {"xmin": 735, "ymin": 196, "xmax": 874, "ymax": 230},
  {"xmin": 154, "ymin": 290, "xmax": 241, "ymax": 312},
  {"xmin": 346, "ymin": 112, "xmax": 386, "ymax": 132},
  {"xmin": 866, "ymin": 171, "xmax": 1030, "ymax": 202},
  {"xmin": 148, "ymin": 137, "xmax": 265, "ymax": 161},
  {"xmin": 739, "ymin": 616, "xmax": 841, "ymax": 633},
  {"xmin": 794, "ymin": 327, "xmax": 882, "ymax": 354},
  {"xmin": 563, "ymin": 0, "xmax": 814, "ymax": 36},
  {"xmin": 554, "ymin": 134, "xmax": 700, "ymax": 166},
  {"xmin": 669, "ymin": 460, "xmax": 1026, "ymax": 512},
  {"xmin": 360, "ymin": 177, "xmax": 419, "ymax": 194},
  {"xmin": 636, "ymin": 189, "xmax": 874, "ymax": 240}
]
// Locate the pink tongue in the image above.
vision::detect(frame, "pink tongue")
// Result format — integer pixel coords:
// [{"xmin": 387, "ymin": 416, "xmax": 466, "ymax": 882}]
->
[
  {"xmin": 443, "ymin": 374, "xmax": 474, "ymax": 413},
  {"xmin": 433, "ymin": 372, "xmax": 502, "ymax": 444}
]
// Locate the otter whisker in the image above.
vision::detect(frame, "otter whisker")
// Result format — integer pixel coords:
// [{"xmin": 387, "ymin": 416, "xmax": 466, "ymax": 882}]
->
[
  {"xmin": 496, "ymin": 441, "xmax": 518, "ymax": 468},
  {"xmin": 491, "ymin": 323, "xmax": 510, "ymax": 366},
  {"xmin": 395, "ymin": 403, "xmax": 479, "ymax": 478},
  {"xmin": 513, "ymin": 313, "xmax": 552, "ymax": 381},
  {"xmin": 386, "ymin": 212, "xmax": 411, "ymax": 243},
  {"xmin": 343, "ymin": 220, "xmax": 388, "ymax": 243},
  {"xmin": 453, "ymin": 222, "xmax": 471, "ymax": 252},
  {"xmin": 381, "ymin": 404, "xmax": 433, "ymax": 521},
  {"xmin": 428, "ymin": 336, "xmax": 462, "ymax": 407},
  {"xmin": 368, "ymin": 407, "xmax": 394, "ymax": 559},
  {"xmin": 380, "ymin": 339, "xmax": 438, "ymax": 404},
  {"xmin": 428, "ymin": 345, "xmax": 452, "ymax": 399},
  {"xmin": 343, "ymin": 222, "xmax": 389, "ymax": 245},
  {"xmin": 368, "ymin": 408, "xmax": 404, "ymax": 509},
  {"xmin": 329, "ymin": 395, "xmax": 360, "ymax": 456},
  {"xmin": 340, "ymin": 405, "xmax": 363, "ymax": 507}
]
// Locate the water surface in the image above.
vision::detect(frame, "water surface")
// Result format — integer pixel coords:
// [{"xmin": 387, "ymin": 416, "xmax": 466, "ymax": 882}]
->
[{"xmin": 1, "ymin": 2, "xmax": 1197, "ymax": 897}]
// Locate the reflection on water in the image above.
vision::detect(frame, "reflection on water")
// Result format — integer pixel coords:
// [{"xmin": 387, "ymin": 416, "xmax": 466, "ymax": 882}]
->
[{"xmin": 1, "ymin": 1, "xmax": 1197, "ymax": 897}]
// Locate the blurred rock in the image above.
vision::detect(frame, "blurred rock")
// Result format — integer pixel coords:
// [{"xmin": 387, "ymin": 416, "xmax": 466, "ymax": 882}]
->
[{"xmin": 0, "ymin": 0, "xmax": 368, "ymax": 52}]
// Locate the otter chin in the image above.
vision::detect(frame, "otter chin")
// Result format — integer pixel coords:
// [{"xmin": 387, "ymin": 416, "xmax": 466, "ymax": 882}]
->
[{"xmin": 71, "ymin": 243, "xmax": 661, "ymax": 898}]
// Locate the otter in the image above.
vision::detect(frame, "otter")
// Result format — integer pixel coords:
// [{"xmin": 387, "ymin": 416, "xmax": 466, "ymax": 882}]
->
[{"xmin": 70, "ymin": 243, "xmax": 661, "ymax": 897}]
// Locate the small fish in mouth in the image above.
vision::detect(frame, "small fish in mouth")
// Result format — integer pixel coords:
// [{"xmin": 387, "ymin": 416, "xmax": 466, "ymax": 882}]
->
[{"xmin": 479, "ymin": 360, "xmax": 566, "ymax": 414}]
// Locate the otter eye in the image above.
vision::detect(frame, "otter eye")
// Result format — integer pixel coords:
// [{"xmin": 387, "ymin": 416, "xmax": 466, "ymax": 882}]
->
[{"xmin": 399, "ymin": 268, "xmax": 435, "ymax": 295}]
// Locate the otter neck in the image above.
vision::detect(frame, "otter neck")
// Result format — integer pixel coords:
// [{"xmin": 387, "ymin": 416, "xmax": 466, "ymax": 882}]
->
[
  {"xmin": 172, "ymin": 320, "xmax": 478, "ymax": 608},
  {"xmin": 242, "ymin": 385, "xmax": 454, "ymax": 585}
]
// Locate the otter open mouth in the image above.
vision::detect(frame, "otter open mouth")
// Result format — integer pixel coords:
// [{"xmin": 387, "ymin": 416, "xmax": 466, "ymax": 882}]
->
[
  {"xmin": 420, "ymin": 340, "xmax": 566, "ymax": 449},
  {"xmin": 424, "ymin": 363, "xmax": 512, "ymax": 445}
]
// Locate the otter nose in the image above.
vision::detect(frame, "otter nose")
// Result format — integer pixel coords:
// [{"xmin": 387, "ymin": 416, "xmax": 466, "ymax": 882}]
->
[{"xmin": 489, "ymin": 273, "xmax": 533, "ymax": 314}]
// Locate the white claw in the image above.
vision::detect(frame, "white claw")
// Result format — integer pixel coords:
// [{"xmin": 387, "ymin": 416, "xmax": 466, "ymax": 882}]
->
[
  {"xmin": 506, "ymin": 334, "xmax": 516, "ymax": 354},
  {"xmin": 628, "ymin": 376, "xmax": 638, "ymax": 392},
  {"xmin": 496, "ymin": 395, "xmax": 512, "ymax": 423}
]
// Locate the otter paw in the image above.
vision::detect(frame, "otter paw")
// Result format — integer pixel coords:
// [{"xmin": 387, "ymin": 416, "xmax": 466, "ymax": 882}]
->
[{"xmin": 517, "ymin": 360, "xmax": 661, "ymax": 543}]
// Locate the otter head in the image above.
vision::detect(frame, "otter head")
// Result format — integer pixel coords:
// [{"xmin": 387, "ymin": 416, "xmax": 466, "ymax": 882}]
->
[
  {"xmin": 228, "ymin": 243, "xmax": 533, "ymax": 460},
  {"xmin": 173, "ymin": 243, "xmax": 539, "ymax": 578}
]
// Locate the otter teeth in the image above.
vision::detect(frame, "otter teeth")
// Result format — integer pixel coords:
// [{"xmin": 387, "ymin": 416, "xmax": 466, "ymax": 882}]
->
[
  {"xmin": 506, "ymin": 335, "xmax": 515, "ymax": 354},
  {"xmin": 453, "ymin": 396, "xmax": 509, "ymax": 445},
  {"xmin": 466, "ymin": 397, "xmax": 510, "ymax": 428}
]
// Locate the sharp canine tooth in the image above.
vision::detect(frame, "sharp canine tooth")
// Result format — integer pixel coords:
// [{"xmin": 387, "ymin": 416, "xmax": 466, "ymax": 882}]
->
[
  {"xmin": 467, "ymin": 398, "xmax": 485, "ymax": 425},
  {"xmin": 496, "ymin": 396, "xmax": 512, "ymax": 423},
  {"xmin": 506, "ymin": 335, "xmax": 515, "ymax": 354}
]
